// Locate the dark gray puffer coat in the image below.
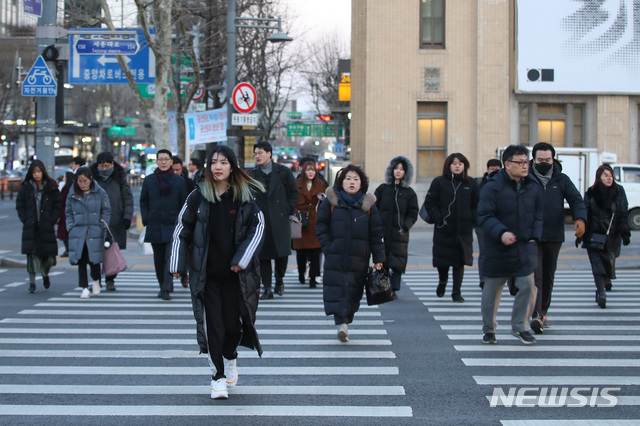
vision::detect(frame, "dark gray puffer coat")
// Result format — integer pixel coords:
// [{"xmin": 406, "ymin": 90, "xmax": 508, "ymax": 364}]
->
[
  {"xmin": 315, "ymin": 187, "xmax": 385, "ymax": 321},
  {"xmin": 169, "ymin": 188, "xmax": 265, "ymax": 356}
]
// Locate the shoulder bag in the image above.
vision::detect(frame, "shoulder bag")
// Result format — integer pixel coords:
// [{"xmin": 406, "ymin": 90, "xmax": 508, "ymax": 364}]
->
[
  {"xmin": 101, "ymin": 220, "xmax": 128, "ymax": 276},
  {"xmin": 583, "ymin": 213, "xmax": 614, "ymax": 251}
]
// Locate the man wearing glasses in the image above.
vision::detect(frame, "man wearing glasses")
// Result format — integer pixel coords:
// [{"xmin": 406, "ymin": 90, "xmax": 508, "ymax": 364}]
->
[
  {"xmin": 477, "ymin": 144, "xmax": 544, "ymax": 345},
  {"xmin": 248, "ymin": 142, "xmax": 299, "ymax": 299},
  {"xmin": 140, "ymin": 149, "xmax": 187, "ymax": 300}
]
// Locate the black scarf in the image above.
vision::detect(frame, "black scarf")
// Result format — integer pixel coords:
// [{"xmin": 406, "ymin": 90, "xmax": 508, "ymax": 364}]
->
[
  {"xmin": 592, "ymin": 182, "xmax": 618, "ymax": 211},
  {"xmin": 155, "ymin": 168, "xmax": 174, "ymax": 196}
]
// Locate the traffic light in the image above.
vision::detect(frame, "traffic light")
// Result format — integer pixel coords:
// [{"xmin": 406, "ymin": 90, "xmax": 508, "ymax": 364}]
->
[{"xmin": 317, "ymin": 115, "xmax": 332, "ymax": 121}]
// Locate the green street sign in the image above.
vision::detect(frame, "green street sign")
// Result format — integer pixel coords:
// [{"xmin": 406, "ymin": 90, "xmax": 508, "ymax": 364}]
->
[
  {"xmin": 108, "ymin": 125, "xmax": 136, "ymax": 136},
  {"xmin": 287, "ymin": 123, "xmax": 341, "ymax": 137},
  {"xmin": 287, "ymin": 112, "xmax": 302, "ymax": 119}
]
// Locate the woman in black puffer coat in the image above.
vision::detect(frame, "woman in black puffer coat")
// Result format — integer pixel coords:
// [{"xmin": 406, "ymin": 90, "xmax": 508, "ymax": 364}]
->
[
  {"xmin": 374, "ymin": 155, "xmax": 418, "ymax": 292},
  {"xmin": 16, "ymin": 160, "xmax": 62, "ymax": 293},
  {"xmin": 580, "ymin": 164, "xmax": 630, "ymax": 309},
  {"xmin": 424, "ymin": 153, "xmax": 479, "ymax": 302},
  {"xmin": 316, "ymin": 164, "xmax": 385, "ymax": 343}
]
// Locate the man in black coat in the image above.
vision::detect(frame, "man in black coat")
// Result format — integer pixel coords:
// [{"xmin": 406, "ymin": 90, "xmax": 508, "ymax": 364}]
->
[
  {"xmin": 478, "ymin": 144, "xmax": 544, "ymax": 345},
  {"xmin": 172, "ymin": 156, "xmax": 196, "ymax": 195},
  {"xmin": 140, "ymin": 149, "xmax": 187, "ymax": 300},
  {"xmin": 248, "ymin": 142, "xmax": 299, "ymax": 299},
  {"xmin": 527, "ymin": 142, "xmax": 587, "ymax": 334},
  {"xmin": 91, "ymin": 152, "xmax": 134, "ymax": 291}
]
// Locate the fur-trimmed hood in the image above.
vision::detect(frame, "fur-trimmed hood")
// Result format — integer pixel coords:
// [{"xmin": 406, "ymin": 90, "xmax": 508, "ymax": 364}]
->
[
  {"xmin": 384, "ymin": 155, "xmax": 414, "ymax": 188},
  {"xmin": 325, "ymin": 186, "xmax": 376, "ymax": 211}
]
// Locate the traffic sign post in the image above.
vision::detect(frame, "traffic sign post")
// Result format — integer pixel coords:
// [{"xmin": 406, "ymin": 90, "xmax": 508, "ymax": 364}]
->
[
  {"xmin": 23, "ymin": 0, "xmax": 42, "ymax": 17},
  {"xmin": 21, "ymin": 56, "xmax": 57, "ymax": 97},
  {"xmin": 232, "ymin": 82, "xmax": 257, "ymax": 113},
  {"xmin": 75, "ymin": 38, "xmax": 139, "ymax": 55}
]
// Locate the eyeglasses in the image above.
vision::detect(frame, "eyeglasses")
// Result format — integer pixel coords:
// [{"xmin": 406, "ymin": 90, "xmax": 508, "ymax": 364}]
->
[
  {"xmin": 157, "ymin": 158, "xmax": 172, "ymax": 163},
  {"xmin": 252, "ymin": 151, "xmax": 266, "ymax": 157},
  {"xmin": 507, "ymin": 160, "xmax": 530, "ymax": 168},
  {"xmin": 76, "ymin": 178, "xmax": 91, "ymax": 185}
]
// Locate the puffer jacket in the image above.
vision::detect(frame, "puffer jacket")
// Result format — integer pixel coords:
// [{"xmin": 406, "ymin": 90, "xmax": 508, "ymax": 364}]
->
[
  {"xmin": 169, "ymin": 188, "xmax": 265, "ymax": 356},
  {"xmin": 16, "ymin": 179, "xmax": 62, "ymax": 257},
  {"xmin": 374, "ymin": 155, "xmax": 419, "ymax": 273},
  {"xmin": 66, "ymin": 184, "xmax": 111, "ymax": 265},
  {"xmin": 140, "ymin": 169, "xmax": 187, "ymax": 244},
  {"xmin": 315, "ymin": 187, "xmax": 385, "ymax": 319},
  {"xmin": 477, "ymin": 168, "xmax": 544, "ymax": 278}
]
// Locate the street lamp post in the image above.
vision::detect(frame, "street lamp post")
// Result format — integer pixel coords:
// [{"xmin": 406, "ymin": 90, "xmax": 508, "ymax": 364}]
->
[{"xmin": 226, "ymin": 0, "xmax": 292, "ymax": 156}]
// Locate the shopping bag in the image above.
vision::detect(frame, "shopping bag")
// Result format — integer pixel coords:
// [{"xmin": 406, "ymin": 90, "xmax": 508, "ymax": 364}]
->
[
  {"xmin": 365, "ymin": 267, "xmax": 395, "ymax": 306},
  {"xmin": 290, "ymin": 215, "xmax": 302, "ymax": 239},
  {"xmin": 101, "ymin": 220, "xmax": 128, "ymax": 276},
  {"xmin": 138, "ymin": 226, "xmax": 154, "ymax": 255}
]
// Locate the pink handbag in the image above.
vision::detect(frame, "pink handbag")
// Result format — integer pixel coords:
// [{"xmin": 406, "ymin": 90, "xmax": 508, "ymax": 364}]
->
[{"xmin": 101, "ymin": 220, "xmax": 128, "ymax": 276}]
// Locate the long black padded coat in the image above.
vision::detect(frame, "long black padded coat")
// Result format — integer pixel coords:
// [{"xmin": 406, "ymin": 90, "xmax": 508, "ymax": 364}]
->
[
  {"xmin": 424, "ymin": 173, "xmax": 479, "ymax": 267},
  {"xmin": 315, "ymin": 187, "xmax": 385, "ymax": 321},
  {"xmin": 373, "ymin": 155, "xmax": 419, "ymax": 274},
  {"xmin": 169, "ymin": 188, "xmax": 265, "ymax": 356},
  {"xmin": 16, "ymin": 179, "xmax": 62, "ymax": 257}
]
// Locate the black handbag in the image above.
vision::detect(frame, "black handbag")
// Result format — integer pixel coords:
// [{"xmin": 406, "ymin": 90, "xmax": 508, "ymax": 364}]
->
[
  {"xmin": 582, "ymin": 213, "xmax": 614, "ymax": 251},
  {"xmin": 419, "ymin": 200, "xmax": 435, "ymax": 224},
  {"xmin": 296, "ymin": 211, "xmax": 310, "ymax": 227},
  {"xmin": 365, "ymin": 267, "xmax": 395, "ymax": 306}
]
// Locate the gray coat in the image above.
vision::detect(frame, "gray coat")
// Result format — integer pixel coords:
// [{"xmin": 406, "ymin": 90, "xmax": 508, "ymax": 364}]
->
[{"xmin": 66, "ymin": 184, "xmax": 111, "ymax": 265}]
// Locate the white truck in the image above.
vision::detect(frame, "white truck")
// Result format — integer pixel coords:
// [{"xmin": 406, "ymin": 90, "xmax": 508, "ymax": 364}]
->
[{"xmin": 496, "ymin": 147, "xmax": 640, "ymax": 230}]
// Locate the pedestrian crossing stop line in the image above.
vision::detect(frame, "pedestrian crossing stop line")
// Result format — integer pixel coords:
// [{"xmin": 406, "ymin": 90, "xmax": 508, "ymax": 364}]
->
[{"xmin": 0, "ymin": 405, "xmax": 413, "ymax": 417}]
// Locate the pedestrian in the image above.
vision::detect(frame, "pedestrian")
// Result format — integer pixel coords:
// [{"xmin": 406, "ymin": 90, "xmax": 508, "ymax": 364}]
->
[
  {"xmin": 315, "ymin": 164, "xmax": 385, "ymax": 342},
  {"xmin": 90, "ymin": 152, "xmax": 134, "ymax": 291},
  {"xmin": 475, "ymin": 158, "xmax": 502, "ymax": 289},
  {"xmin": 57, "ymin": 171, "xmax": 75, "ymax": 257},
  {"xmin": 16, "ymin": 160, "xmax": 62, "ymax": 293},
  {"xmin": 373, "ymin": 155, "xmax": 419, "ymax": 293},
  {"xmin": 139, "ymin": 149, "xmax": 187, "ymax": 300},
  {"xmin": 66, "ymin": 167, "xmax": 111, "ymax": 299},
  {"xmin": 188, "ymin": 157, "xmax": 204, "ymax": 183},
  {"xmin": 70, "ymin": 156, "xmax": 86, "ymax": 172},
  {"xmin": 169, "ymin": 145, "xmax": 265, "ymax": 400},
  {"xmin": 172, "ymin": 155, "xmax": 196, "ymax": 195},
  {"xmin": 478, "ymin": 144, "xmax": 543, "ymax": 345},
  {"xmin": 293, "ymin": 160, "xmax": 327, "ymax": 288},
  {"xmin": 528, "ymin": 142, "xmax": 587, "ymax": 332},
  {"xmin": 248, "ymin": 141, "xmax": 299, "ymax": 299},
  {"xmin": 424, "ymin": 153, "xmax": 479, "ymax": 302},
  {"xmin": 579, "ymin": 164, "xmax": 630, "ymax": 309}
]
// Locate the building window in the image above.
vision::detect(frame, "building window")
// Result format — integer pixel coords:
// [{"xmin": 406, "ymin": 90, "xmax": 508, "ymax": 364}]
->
[
  {"xmin": 417, "ymin": 102, "xmax": 447, "ymax": 178},
  {"xmin": 519, "ymin": 103, "xmax": 584, "ymax": 147},
  {"xmin": 420, "ymin": 0, "xmax": 445, "ymax": 49}
]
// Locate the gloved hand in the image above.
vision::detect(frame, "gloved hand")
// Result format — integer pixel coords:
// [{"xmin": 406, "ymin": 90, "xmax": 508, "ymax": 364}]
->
[
  {"xmin": 123, "ymin": 218, "xmax": 131, "ymax": 230},
  {"xmin": 623, "ymin": 235, "xmax": 631, "ymax": 246},
  {"xmin": 574, "ymin": 220, "xmax": 586, "ymax": 238},
  {"xmin": 575, "ymin": 237, "xmax": 583, "ymax": 248}
]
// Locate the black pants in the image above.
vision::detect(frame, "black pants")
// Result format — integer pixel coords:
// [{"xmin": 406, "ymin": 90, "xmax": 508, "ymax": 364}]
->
[
  {"xmin": 77, "ymin": 244, "xmax": 101, "ymax": 288},
  {"xmin": 437, "ymin": 265, "xmax": 464, "ymax": 297},
  {"xmin": 296, "ymin": 248, "xmax": 321, "ymax": 278},
  {"xmin": 151, "ymin": 243, "xmax": 173, "ymax": 293},
  {"xmin": 204, "ymin": 275, "xmax": 242, "ymax": 381},
  {"xmin": 260, "ymin": 256, "xmax": 288, "ymax": 290},
  {"xmin": 390, "ymin": 270, "xmax": 402, "ymax": 291},
  {"xmin": 532, "ymin": 241, "xmax": 562, "ymax": 318}
]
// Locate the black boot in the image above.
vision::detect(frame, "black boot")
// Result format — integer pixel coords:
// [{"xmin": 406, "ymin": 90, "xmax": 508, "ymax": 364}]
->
[
  {"xmin": 596, "ymin": 290, "xmax": 606, "ymax": 309},
  {"xmin": 275, "ymin": 279, "xmax": 284, "ymax": 296},
  {"xmin": 260, "ymin": 288, "xmax": 274, "ymax": 300},
  {"xmin": 436, "ymin": 282, "xmax": 446, "ymax": 297},
  {"xmin": 309, "ymin": 277, "xmax": 317, "ymax": 288}
]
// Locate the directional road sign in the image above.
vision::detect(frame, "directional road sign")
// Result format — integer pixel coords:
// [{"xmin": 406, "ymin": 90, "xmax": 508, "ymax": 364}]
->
[
  {"xmin": 69, "ymin": 28, "xmax": 155, "ymax": 85},
  {"xmin": 23, "ymin": 0, "xmax": 42, "ymax": 17},
  {"xmin": 75, "ymin": 38, "xmax": 139, "ymax": 55},
  {"xmin": 22, "ymin": 56, "xmax": 57, "ymax": 97}
]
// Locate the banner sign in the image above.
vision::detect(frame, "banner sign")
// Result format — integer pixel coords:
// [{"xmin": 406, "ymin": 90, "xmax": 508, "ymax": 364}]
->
[{"xmin": 185, "ymin": 107, "xmax": 227, "ymax": 145}]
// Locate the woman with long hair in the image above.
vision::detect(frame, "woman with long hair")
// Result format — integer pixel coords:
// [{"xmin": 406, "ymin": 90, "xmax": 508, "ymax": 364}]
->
[
  {"xmin": 424, "ymin": 153, "xmax": 479, "ymax": 302},
  {"xmin": 293, "ymin": 161, "xmax": 327, "ymax": 288},
  {"xmin": 170, "ymin": 145, "xmax": 266, "ymax": 400},
  {"xmin": 374, "ymin": 156, "xmax": 419, "ymax": 293},
  {"xmin": 66, "ymin": 167, "xmax": 111, "ymax": 299},
  {"xmin": 16, "ymin": 160, "xmax": 62, "ymax": 293},
  {"xmin": 581, "ymin": 164, "xmax": 630, "ymax": 308},
  {"xmin": 316, "ymin": 164, "xmax": 385, "ymax": 342}
]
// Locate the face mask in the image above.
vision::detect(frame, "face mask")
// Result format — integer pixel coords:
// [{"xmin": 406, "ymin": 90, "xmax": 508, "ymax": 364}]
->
[{"xmin": 535, "ymin": 162, "xmax": 552, "ymax": 175}]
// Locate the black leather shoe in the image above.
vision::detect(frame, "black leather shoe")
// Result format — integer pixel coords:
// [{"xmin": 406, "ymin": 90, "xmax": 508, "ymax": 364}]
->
[
  {"xmin": 43, "ymin": 276, "xmax": 50, "ymax": 289},
  {"xmin": 275, "ymin": 286, "xmax": 284, "ymax": 296},
  {"xmin": 161, "ymin": 293, "xmax": 171, "ymax": 301},
  {"xmin": 260, "ymin": 290, "xmax": 274, "ymax": 300},
  {"xmin": 309, "ymin": 277, "xmax": 317, "ymax": 288},
  {"xmin": 452, "ymin": 294, "xmax": 465, "ymax": 303},
  {"xmin": 597, "ymin": 291, "xmax": 606, "ymax": 309},
  {"xmin": 605, "ymin": 282, "xmax": 612, "ymax": 291},
  {"xmin": 298, "ymin": 274, "xmax": 305, "ymax": 284},
  {"xmin": 28, "ymin": 283, "xmax": 36, "ymax": 293},
  {"xmin": 60, "ymin": 251, "xmax": 68, "ymax": 258},
  {"xmin": 436, "ymin": 283, "xmax": 446, "ymax": 297}
]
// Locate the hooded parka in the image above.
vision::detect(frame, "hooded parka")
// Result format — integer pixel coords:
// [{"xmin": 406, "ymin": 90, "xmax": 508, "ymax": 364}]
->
[
  {"xmin": 315, "ymin": 187, "xmax": 385, "ymax": 321},
  {"xmin": 169, "ymin": 188, "xmax": 265, "ymax": 356},
  {"xmin": 425, "ymin": 173, "xmax": 479, "ymax": 267},
  {"xmin": 66, "ymin": 184, "xmax": 111, "ymax": 265},
  {"xmin": 16, "ymin": 179, "xmax": 62, "ymax": 257},
  {"xmin": 90, "ymin": 161, "xmax": 134, "ymax": 249},
  {"xmin": 373, "ymin": 155, "xmax": 419, "ymax": 274}
]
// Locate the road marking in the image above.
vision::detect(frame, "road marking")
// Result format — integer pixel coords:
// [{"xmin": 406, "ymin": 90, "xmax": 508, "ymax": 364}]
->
[
  {"xmin": 464, "ymin": 358, "xmax": 640, "ymax": 367},
  {"xmin": 448, "ymin": 334, "xmax": 640, "ymax": 341},
  {"xmin": 5, "ymin": 281, "xmax": 25, "ymax": 288},
  {"xmin": 455, "ymin": 345, "xmax": 640, "ymax": 352},
  {"xmin": 17, "ymin": 309, "xmax": 382, "ymax": 317},
  {"xmin": 0, "ymin": 338, "xmax": 392, "ymax": 346},
  {"xmin": 0, "ymin": 327, "xmax": 387, "ymax": 336},
  {"xmin": 0, "ymin": 318, "xmax": 385, "ymax": 326},
  {"xmin": 0, "ymin": 366, "xmax": 399, "ymax": 375},
  {"xmin": 0, "ymin": 350, "xmax": 396, "ymax": 359},
  {"xmin": 441, "ymin": 324, "xmax": 640, "ymax": 331},
  {"xmin": 474, "ymin": 376, "xmax": 640, "ymax": 386}
]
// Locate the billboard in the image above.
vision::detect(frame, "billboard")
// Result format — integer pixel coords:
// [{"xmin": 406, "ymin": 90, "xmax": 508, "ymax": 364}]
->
[{"xmin": 517, "ymin": 0, "xmax": 640, "ymax": 93}]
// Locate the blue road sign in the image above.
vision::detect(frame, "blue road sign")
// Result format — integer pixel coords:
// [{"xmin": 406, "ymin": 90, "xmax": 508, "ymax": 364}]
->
[
  {"xmin": 22, "ymin": 56, "xmax": 57, "ymax": 97},
  {"xmin": 75, "ymin": 39, "xmax": 139, "ymax": 55},
  {"xmin": 69, "ymin": 28, "xmax": 155, "ymax": 85},
  {"xmin": 23, "ymin": 0, "xmax": 42, "ymax": 17}
]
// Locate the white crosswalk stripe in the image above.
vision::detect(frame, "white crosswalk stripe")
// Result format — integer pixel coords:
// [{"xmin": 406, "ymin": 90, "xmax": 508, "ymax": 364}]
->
[
  {"xmin": 0, "ymin": 271, "xmax": 412, "ymax": 420},
  {"xmin": 405, "ymin": 269, "xmax": 640, "ymax": 420}
]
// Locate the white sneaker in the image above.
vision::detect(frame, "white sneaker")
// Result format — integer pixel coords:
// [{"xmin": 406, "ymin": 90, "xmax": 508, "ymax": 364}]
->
[
  {"xmin": 210, "ymin": 377, "xmax": 228, "ymax": 399},
  {"xmin": 224, "ymin": 358, "xmax": 238, "ymax": 388},
  {"xmin": 91, "ymin": 280, "xmax": 101, "ymax": 295},
  {"xmin": 337, "ymin": 323, "xmax": 349, "ymax": 342},
  {"xmin": 80, "ymin": 288, "xmax": 91, "ymax": 299}
]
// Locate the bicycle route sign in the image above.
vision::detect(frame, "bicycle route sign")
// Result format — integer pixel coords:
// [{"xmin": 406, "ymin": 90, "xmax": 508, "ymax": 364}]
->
[{"xmin": 22, "ymin": 56, "xmax": 57, "ymax": 97}]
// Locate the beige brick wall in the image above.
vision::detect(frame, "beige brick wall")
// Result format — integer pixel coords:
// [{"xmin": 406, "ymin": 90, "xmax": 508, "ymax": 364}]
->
[{"xmin": 597, "ymin": 96, "xmax": 630, "ymax": 160}]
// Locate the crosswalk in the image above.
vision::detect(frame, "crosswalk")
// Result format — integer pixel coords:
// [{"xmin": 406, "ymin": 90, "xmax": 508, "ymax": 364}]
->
[
  {"xmin": 0, "ymin": 271, "xmax": 412, "ymax": 420},
  {"xmin": 405, "ymin": 269, "xmax": 640, "ymax": 421}
]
